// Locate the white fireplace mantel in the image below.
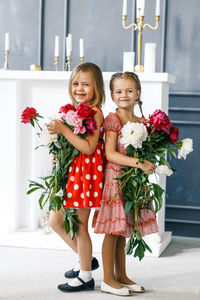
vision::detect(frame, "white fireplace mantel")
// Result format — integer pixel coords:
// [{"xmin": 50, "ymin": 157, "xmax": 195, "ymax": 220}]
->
[{"xmin": 0, "ymin": 70, "xmax": 175, "ymax": 257}]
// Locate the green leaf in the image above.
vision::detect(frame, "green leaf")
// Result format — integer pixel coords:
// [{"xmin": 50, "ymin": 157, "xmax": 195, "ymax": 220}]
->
[
  {"xmin": 27, "ymin": 187, "xmax": 41, "ymax": 194},
  {"xmin": 125, "ymin": 201, "xmax": 133, "ymax": 214},
  {"xmin": 125, "ymin": 238, "xmax": 132, "ymax": 255},
  {"xmin": 64, "ymin": 219, "xmax": 70, "ymax": 233},
  {"xmin": 136, "ymin": 230, "xmax": 142, "ymax": 241},
  {"xmin": 49, "ymin": 196, "xmax": 61, "ymax": 211},
  {"xmin": 132, "ymin": 180, "xmax": 137, "ymax": 187},
  {"xmin": 134, "ymin": 244, "xmax": 145, "ymax": 261},
  {"xmin": 30, "ymin": 119, "xmax": 35, "ymax": 127},
  {"xmin": 38, "ymin": 192, "xmax": 46, "ymax": 209}
]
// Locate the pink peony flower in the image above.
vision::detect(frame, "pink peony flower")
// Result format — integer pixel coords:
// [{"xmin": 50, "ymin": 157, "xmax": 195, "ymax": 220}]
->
[
  {"xmin": 64, "ymin": 110, "xmax": 83, "ymax": 127},
  {"xmin": 85, "ymin": 118, "xmax": 97, "ymax": 135},
  {"xmin": 63, "ymin": 110, "xmax": 86, "ymax": 135},
  {"xmin": 149, "ymin": 109, "xmax": 171, "ymax": 134},
  {"xmin": 74, "ymin": 125, "xmax": 86, "ymax": 135}
]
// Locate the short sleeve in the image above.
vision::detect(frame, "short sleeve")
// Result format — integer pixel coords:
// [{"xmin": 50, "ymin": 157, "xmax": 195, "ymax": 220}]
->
[{"xmin": 103, "ymin": 113, "xmax": 122, "ymax": 133}]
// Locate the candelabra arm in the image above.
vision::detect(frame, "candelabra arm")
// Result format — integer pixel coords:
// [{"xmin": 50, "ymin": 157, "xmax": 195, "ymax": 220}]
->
[
  {"xmin": 65, "ymin": 56, "xmax": 71, "ymax": 71},
  {"xmin": 143, "ymin": 16, "xmax": 160, "ymax": 30},
  {"xmin": 54, "ymin": 56, "xmax": 59, "ymax": 71},
  {"xmin": 122, "ymin": 15, "xmax": 138, "ymax": 30}
]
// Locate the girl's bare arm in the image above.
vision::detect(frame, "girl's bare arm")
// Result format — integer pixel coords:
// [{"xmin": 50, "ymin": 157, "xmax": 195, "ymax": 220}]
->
[
  {"xmin": 105, "ymin": 130, "xmax": 155, "ymax": 173},
  {"xmin": 47, "ymin": 108, "xmax": 103, "ymax": 155}
]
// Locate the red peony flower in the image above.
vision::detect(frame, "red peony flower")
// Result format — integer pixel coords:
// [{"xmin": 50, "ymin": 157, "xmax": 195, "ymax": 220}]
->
[
  {"xmin": 169, "ymin": 126, "xmax": 179, "ymax": 144},
  {"xmin": 149, "ymin": 109, "xmax": 171, "ymax": 134},
  {"xmin": 76, "ymin": 103, "xmax": 96, "ymax": 119},
  {"xmin": 59, "ymin": 103, "xmax": 76, "ymax": 114},
  {"xmin": 21, "ymin": 107, "xmax": 39, "ymax": 124}
]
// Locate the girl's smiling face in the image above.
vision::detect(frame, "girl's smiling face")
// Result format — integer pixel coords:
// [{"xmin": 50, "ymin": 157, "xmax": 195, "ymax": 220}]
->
[
  {"xmin": 71, "ymin": 71, "xmax": 95, "ymax": 105},
  {"xmin": 111, "ymin": 78, "xmax": 140, "ymax": 110}
]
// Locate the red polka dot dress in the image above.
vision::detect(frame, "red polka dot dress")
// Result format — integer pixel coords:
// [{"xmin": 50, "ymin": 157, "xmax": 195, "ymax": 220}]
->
[{"xmin": 63, "ymin": 107, "xmax": 104, "ymax": 209}]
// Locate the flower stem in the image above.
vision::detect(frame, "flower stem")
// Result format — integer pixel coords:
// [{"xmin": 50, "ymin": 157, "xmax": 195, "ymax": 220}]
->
[{"xmin": 34, "ymin": 118, "xmax": 43, "ymax": 131}]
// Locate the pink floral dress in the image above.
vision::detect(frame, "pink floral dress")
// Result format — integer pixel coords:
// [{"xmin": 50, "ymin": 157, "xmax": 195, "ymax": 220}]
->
[{"xmin": 93, "ymin": 113, "xmax": 158, "ymax": 238}]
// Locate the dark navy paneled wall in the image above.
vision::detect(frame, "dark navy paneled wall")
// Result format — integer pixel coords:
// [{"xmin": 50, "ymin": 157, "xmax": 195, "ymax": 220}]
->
[{"xmin": 0, "ymin": 0, "xmax": 39, "ymax": 70}]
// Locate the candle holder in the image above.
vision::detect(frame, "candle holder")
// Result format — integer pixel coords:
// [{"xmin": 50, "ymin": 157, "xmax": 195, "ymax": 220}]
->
[
  {"xmin": 80, "ymin": 56, "xmax": 84, "ymax": 64},
  {"xmin": 42, "ymin": 211, "xmax": 51, "ymax": 234},
  {"xmin": 54, "ymin": 56, "xmax": 59, "ymax": 71},
  {"xmin": 3, "ymin": 50, "xmax": 9, "ymax": 70},
  {"xmin": 122, "ymin": 10, "xmax": 160, "ymax": 72},
  {"xmin": 65, "ymin": 55, "xmax": 71, "ymax": 71}
]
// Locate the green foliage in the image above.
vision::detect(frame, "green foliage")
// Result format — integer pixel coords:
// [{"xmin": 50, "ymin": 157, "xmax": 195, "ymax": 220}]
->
[
  {"xmin": 125, "ymin": 230, "xmax": 152, "ymax": 261},
  {"xmin": 27, "ymin": 127, "xmax": 83, "ymax": 239}
]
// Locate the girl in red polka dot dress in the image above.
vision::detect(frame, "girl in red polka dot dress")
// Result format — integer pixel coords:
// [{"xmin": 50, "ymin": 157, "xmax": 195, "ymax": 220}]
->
[{"xmin": 47, "ymin": 62, "xmax": 105, "ymax": 292}]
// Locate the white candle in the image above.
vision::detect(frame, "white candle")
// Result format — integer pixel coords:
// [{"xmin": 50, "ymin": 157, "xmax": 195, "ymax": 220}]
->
[
  {"xmin": 80, "ymin": 39, "xmax": 84, "ymax": 57},
  {"xmin": 144, "ymin": 43, "xmax": 156, "ymax": 73},
  {"xmin": 66, "ymin": 37, "xmax": 71, "ymax": 57},
  {"xmin": 136, "ymin": 0, "xmax": 141, "ymax": 18},
  {"xmin": 122, "ymin": 0, "xmax": 127, "ymax": 16},
  {"xmin": 5, "ymin": 33, "xmax": 9, "ymax": 51},
  {"xmin": 140, "ymin": 0, "xmax": 145, "ymax": 16},
  {"xmin": 54, "ymin": 36, "xmax": 59, "ymax": 57},
  {"xmin": 156, "ymin": 0, "xmax": 160, "ymax": 16},
  {"xmin": 68, "ymin": 33, "xmax": 72, "ymax": 54},
  {"xmin": 123, "ymin": 52, "xmax": 135, "ymax": 72}
]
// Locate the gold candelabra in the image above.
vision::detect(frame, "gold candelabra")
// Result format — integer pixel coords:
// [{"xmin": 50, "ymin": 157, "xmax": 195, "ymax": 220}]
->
[
  {"xmin": 65, "ymin": 55, "xmax": 71, "ymax": 71},
  {"xmin": 80, "ymin": 57, "xmax": 84, "ymax": 64},
  {"xmin": 54, "ymin": 56, "xmax": 59, "ymax": 71},
  {"xmin": 122, "ymin": 9, "xmax": 160, "ymax": 72},
  {"xmin": 3, "ymin": 50, "xmax": 9, "ymax": 70}
]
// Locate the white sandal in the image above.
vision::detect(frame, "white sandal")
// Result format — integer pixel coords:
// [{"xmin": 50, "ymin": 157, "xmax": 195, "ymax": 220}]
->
[
  {"xmin": 121, "ymin": 282, "xmax": 145, "ymax": 293},
  {"xmin": 101, "ymin": 281, "xmax": 133, "ymax": 296}
]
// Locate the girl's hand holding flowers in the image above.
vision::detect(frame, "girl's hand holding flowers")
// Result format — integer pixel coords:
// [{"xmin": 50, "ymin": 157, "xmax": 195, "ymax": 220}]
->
[
  {"xmin": 138, "ymin": 160, "xmax": 156, "ymax": 173},
  {"xmin": 47, "ymin": 120, "xmax": 65, "ymax": 135}
]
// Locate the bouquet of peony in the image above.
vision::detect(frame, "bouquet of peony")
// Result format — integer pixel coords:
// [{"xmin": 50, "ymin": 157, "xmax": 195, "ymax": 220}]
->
[
  {"xmin": 112, "ymin": 109, "xmax": 193, "ymax": 260},
  {"xmin": 21, "ymin": 103, "xmax": 97, "ymax": 238}
]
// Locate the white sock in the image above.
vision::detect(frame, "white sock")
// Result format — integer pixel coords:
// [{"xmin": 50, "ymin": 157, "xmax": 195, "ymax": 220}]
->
[
  {"xmin": 73, "ymin": 262, "xmax": 80, "ymax": 271},
  {"xmin": 68, "ymin": 270, "xmax": 92, "ymax": 287}
]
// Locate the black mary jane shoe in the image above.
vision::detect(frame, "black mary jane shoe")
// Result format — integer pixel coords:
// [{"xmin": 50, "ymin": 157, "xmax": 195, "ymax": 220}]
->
[
  {"xmin": 64, "ymin": 257, "xmax": 99, "ymax": 278},
  {"xmin": 58, "ymin": 277, "xmax": 95, "ymax": 292}
]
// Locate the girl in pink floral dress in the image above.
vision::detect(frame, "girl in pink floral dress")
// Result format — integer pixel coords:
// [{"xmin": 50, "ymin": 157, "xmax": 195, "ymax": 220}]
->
[{"xmin": 93, "ymin": 72, "xmax": 158, "ymax": 296}]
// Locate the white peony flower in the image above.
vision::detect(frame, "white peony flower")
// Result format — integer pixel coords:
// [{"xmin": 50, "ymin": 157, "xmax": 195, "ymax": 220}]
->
[
  {"xmin": 47, "ymin": 112, "xmax": 64, "ymax": 121},
  {"xmin": 178, "ymin": 138, "xmax": 193, "ymax": 159},
  {"xmin": 40, "ymin": 129, "xmax": 57, "ymax": 147},
  {"xmin": 120, "ymin": 121, "xmax": 148, "ymax": 149},
  {"xmin": 155, "ymin": 165, "xmax": 173, "ymax": 176}
]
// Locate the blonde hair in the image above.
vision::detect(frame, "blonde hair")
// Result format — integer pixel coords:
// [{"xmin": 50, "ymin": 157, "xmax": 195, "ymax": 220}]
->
[
  {"xmin": 69, "ymin": 62, "xmax": 105, "ymax": 107},
  {"xmin": 109, "ymin": 71, "xmax": 143, "ymax": 116}
]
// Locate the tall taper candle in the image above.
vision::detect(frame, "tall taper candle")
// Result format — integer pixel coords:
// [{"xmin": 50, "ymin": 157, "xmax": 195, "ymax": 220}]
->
[
  {"xmin": 80, "ymin": 39, "xmax": 84, "ymax": 58},
  {"xmin": 122, "ymin": 0, "xmax": 127, "ymax": 16},
  {"xmin": 156, "ymin": 0, "xmax": 160, "ymax": 16},
  {"xmin": 5, "ymin": 33, "xmax": 9, "ymax": 51},
  {"xmin": 66, "ymin": 36, "xmax": 71, "ymax": 57},
  {"xmin": 140, "ymin": 0, "xmax": 145, "ymax": 17},
  {"xmin": 136, "ymin": 0, "xmax": 141, "ymax": 18},
  {"xmin": 68, "ymin": 33, "xmax": 72, "ymax": 54},
  {"xmin": 54, "ymin": 36, "xmax": 59, "ymax": 57}
]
